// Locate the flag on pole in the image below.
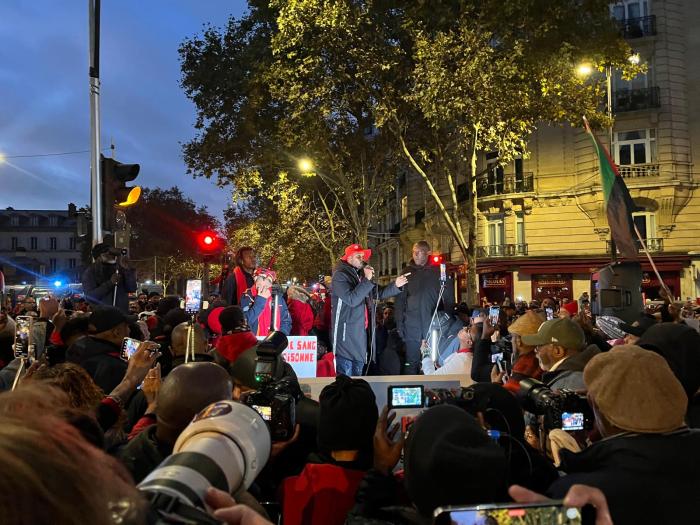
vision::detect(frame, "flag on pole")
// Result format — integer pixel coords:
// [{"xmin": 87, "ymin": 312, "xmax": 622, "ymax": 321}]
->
[{"xmin": 583, "ymin": 117, "xmax": 638, "ymax": 260}]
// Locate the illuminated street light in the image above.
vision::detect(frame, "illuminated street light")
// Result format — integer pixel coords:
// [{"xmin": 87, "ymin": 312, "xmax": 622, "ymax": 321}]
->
[
  {"xmin": 298, "ymin": 158, "xmax": 314, "ymax": 175},
  {"xmin": 576, "ymin": 62, "xmax": 594, "ymax": 77},
  {"xmin": 0, "ymin": 153, "xmax": 5, "ymax": 163},
  {"xmin": 628, "ymin": 53, "xmax": 641, "ymax": 65}
]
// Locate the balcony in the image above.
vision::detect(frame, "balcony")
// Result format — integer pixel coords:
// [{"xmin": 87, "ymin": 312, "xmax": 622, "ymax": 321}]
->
[
  {"xmin": 617, "ymin": 163, "xmax": 659, "ymax": 179},
  {"xmin": 613, "ymin": 86, "xmax": 660, "ymax": 112},
  {"xmin": 606, "ymin": 238, "xmax": 663, "ymax": 254},
  {"xmin": 477, "ymin": 244, "xmax": 529, "ymax": 258},
  {"xmin": 477, "ymin": 172, "xmax": 534, "ymax": 197},
  {"xmin": 616, "ymin": 16, "xmax": 656, "ymax": 39}
]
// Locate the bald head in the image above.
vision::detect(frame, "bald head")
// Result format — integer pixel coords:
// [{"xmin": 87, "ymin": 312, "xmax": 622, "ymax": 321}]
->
[
  {"xmin": 170, "ymin": 322, "xmax": 208, "ymax": 358},
  {"xmin": 155, "ymin": 362, "xmax": 233, "ymax": 446}
]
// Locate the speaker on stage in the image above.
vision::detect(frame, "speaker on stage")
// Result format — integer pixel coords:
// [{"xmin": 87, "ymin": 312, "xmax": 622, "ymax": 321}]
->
[{"xmin": 592, "ymin": 261, "xmax": 643, "ymax": 324}]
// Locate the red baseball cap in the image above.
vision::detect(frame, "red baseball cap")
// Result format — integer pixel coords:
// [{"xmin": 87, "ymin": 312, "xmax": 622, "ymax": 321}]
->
[{"xmin": 341, "ymin": 244, "xmax": 372, "ymax": 262}]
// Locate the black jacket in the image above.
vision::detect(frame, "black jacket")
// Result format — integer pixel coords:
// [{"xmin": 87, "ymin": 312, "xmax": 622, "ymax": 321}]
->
[
  {"xmin": 66, "ymin": 336, "xmax": 127, "ymax": 393},
  {"xmin": 393, "ymin": 261, "xmax": 455, "ymax": 343},
  {"xmin": 82, "ymin": 262, "xmax": 137, "ymax": 314},
  {"xmin": 119, "ymin": 424, "xmax": 170, "ymax": 483},
  {"xmin": 331, "ymin": 261, "xmax": 400, "ymax": 362},
  {"xmin": 221, "ymin": 267, "xmax": 254, "ymax": 306},
  {"xmin": 549, "ymin": 429, "xmax": 700, "ymax": 524}
]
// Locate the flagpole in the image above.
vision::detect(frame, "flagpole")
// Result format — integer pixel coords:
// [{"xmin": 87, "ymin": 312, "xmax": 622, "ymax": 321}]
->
[{"xmin": 633, "ymin": 224, "xmax": 673, "ymax": 299}]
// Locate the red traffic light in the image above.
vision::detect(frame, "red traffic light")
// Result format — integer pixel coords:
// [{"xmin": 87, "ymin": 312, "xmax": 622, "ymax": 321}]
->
[
  {"xmin": 197, "ymin": 231, "xmax": 222, "ymax": 256},
  {"xmin": 430, "ymin": 253, "xmax": 446, "ymax": 266}
]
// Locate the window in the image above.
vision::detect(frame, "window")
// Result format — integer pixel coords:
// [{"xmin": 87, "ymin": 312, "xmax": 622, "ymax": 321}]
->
[
  {"xmin": 30, "ymin": 237, "xmax": 37, "ymax": 250},
  {"xmin": 613, "ymin": 129, "xmax": 656, "ymax": 165},
  {"xmin": 487, "ymin": 216, "xmax": 505, "ymax": 247},
  {"xmin": 516, "ymin": 213, "xmax": 526, "ymax": 246},
  {"xmin": 30, "ymin": 216, "xmax": 39, "ymax": 226},
  {"xmin": 486, "ymin": 151, "xmax": 504, "ymax": 194},
  {"xmin": 611, "ymin": 0, "xmax": 649, "ymax": 20},
  {"xmin": 49, "ymin": 258, "xmax": 57, "ymax": 273},
  {"xmin": 401, "ymin": 196, "xmax": 408, "ymax": 221},
  {"xmin": 632, "ymin": 211, "xmax": 656, "ymax": 240},
  {"xmin": 69, "ymin": 237, "xmax": 76, "ymax": 250},
  {"xmin": 49, "ymin": 237, "xmax": 57, "ymax": 250},
  {"xmin": 69, "ymin": 258, "xmax": 77, "ymax": 269},
  {"xmin": 613, "ymin": 60, "xmax": 652, "ymax": 92},
  {"xmin": 11, "ymin": 237, "xmax": 18, "ymax": 250},
  {"xmin": 10, "ymin": 216, "xmax": 19, "ymax": 226},
  {"xmin": 49, "ymin": 216, "xmax": 58, "ymax": 226}
]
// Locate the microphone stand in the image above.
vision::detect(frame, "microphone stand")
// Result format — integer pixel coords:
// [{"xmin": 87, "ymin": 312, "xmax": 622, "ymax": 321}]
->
[{"xmin": 112, "ymin": 266, "xmax": 119, "ymax": 307}]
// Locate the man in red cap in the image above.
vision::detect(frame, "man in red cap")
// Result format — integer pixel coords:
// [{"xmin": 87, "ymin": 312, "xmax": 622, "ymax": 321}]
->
[
  {"xmin": 240, "ymin": 267, "xmax": 292, "ymax": 336},
  {"xmin": 331, "ymin": 244, "xmax": 409, "ymax": 376}
]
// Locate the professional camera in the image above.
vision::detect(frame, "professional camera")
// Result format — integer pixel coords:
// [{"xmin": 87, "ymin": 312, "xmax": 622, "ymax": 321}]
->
[
  {"xmin": 518, "ymin": 378, "xmax": 594, "ymax": 432},
  {"xmin": 242, "ymin": 331, "xmax": 299, "ymax": 441},
  {"xmin": 139, "ymin": 400, "xmax": 271, "ymax": 524}
]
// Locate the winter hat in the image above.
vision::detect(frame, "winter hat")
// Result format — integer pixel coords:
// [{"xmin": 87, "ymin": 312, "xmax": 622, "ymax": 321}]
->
[
  {"xmin": 404, "ymin": 405, "xmax": 507, "ymax": 516},
  {"xmin": 317, "ymin": 375, "xmax": 378, "ymax": 454},
  {"xmin": 219, "ymin": 306, "xmax": 247, "ymax": 333},
  {"xmin": 618, "ymin": 314, "xmax": 657, "ymax": 337},
  {"xmin": 561, "ymin": 301, "xmax": 579, "ymax": 316},
  {"xmin": 253, "ymin": 267, "xmax": 277, "ymax": 282},
  {"xmin": 507, "ymin": 311, "xmax": 545, "ymax": 337},
  {"xmin": 584, "ymin": 344, "xmax": 687, "ymax": 433}
]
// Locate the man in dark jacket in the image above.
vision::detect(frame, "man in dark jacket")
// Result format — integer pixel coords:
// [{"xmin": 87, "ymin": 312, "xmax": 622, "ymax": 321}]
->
[
  {"xmin": 549, "ymin": 345, "xmax": 700, "ymax": 524},
  {"xmin": 393, "ymin": 241, "xmax": 455, "ymax": 374},
  {"xmin": 66, "ymin": 306, "xmax": 137, "ymax": 393},
  {"xmin": 331, "ymin": 244, "xmax": 407, "ymax": 377},
  {"xmin": 82, "ymin": 243, "xmax": 137, "ymax": 313}
]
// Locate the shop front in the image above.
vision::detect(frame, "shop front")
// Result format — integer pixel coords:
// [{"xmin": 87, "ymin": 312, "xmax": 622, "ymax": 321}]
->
[
  {"xmin": 479, "ymin": 272, "xmax": 514, "ymax": 304},
  {"xmin": 531, "ymin": 274, "xmax": 573, "ymax": 303},
  {"xmin": 641, "ymin": 270, "xmax": 681, "ymax": 301}
]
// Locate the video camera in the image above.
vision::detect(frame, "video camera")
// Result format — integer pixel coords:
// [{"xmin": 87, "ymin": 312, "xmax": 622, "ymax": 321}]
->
[
  {"xmin": 518, "ymin": 378, "xmax": 594, "ymax": 432},
  {"xmin": 242, "ymin": 331, "xmax": 299, "ymax": 441},
  {"xmin": 139, "ymin": 400, "xmax": 271, "ymax": 524}
]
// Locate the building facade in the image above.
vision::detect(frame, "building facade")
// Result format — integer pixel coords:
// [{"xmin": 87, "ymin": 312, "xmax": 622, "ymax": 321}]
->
[
  {"xmin": 373, "ymin": 0, "xmax": 700, "ymax": 303},
  {"xmin": 0, "ymin": 204, "xmax": 83, "ymax": 285}
]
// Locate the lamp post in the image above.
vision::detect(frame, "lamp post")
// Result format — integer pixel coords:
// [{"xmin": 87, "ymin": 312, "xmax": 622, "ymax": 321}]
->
[{"xmin": 576, "ymin": 62, "xmax": 614, "ymax": 149}]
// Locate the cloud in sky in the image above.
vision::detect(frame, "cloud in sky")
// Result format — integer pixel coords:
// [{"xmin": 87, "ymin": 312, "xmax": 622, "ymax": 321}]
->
[{"xmin": 0, "ymin": 0, "xmax": 247, "ymax": 217}]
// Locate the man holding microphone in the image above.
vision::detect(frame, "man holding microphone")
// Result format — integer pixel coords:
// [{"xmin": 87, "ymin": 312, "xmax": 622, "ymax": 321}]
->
[{"xmin": 331, "ymin": 244, "xmax": 409, "ymax": 376}]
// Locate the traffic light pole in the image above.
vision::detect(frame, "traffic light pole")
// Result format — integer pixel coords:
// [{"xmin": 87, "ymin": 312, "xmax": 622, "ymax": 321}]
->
[{"xmin": 89, "ymin": 0, "xmax": 103, "ymax": 245}]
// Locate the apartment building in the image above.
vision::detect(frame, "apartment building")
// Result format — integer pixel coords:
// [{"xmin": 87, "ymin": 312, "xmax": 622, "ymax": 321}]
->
[
  {"xmin": 0, "ymin": 204, "xmax": 82, "ymax": 285},
  {"xmin": 373, "ymin": 0, "xmax": 700, "ymax": 302}
]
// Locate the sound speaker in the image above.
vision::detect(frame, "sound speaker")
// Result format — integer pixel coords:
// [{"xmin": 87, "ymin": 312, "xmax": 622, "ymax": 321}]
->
[{"xmin": 592, "ymin": 261, "xmax": 643, "ymax": 323}]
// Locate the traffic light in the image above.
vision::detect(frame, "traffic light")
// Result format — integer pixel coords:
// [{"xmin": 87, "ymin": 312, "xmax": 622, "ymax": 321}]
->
[
  {"xmin": 430, "ymin": 253, "xmax": 444, "ymax": 266},
  {"xmin": 101, "ymin": 154, "xmax": 141, "ymax": 231},
  {"xmin": 196, "ymin": 230, "xmax": 223, "ymax": 260}
]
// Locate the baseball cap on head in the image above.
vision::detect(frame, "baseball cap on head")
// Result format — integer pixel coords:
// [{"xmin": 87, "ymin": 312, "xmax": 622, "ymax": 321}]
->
[{"xmin": 521, "ymin": 317, "xmax": 585, "ymax": 350}]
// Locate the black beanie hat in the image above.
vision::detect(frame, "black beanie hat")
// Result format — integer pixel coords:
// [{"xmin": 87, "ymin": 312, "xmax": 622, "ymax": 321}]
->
[
  {"xmin": 404, "ymin": 404, "xmax": 508, "ymax": 516},
  {"xmin": 317, "ymin": 375, "xmax": 378, "ymax": 454},
  {"xmin": 219, "ymin": 306, "xmax": 247, "ymax": 333}
]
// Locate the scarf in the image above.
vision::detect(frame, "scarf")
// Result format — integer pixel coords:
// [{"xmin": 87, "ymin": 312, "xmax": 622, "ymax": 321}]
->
[{"xmin": 233, "ymin": 266, "xmax": 250, "ymax": 305}]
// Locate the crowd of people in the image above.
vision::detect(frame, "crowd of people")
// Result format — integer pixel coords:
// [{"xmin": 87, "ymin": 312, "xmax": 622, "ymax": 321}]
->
[{"xmin": 0, "ymin": 238, "xmax": 698, "ymax": 524}]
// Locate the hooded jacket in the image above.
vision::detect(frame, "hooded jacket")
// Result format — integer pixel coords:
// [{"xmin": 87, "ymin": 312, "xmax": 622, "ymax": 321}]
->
[
  {"xmin": 331, "ymin": 260, "xmax": 400, "ymax": 363},
  {"xmin": 66, "ymin": 336, "xmax": 127, "ymax": 393},
  {"xmin": 393, "ymin": 261, "xmax": 455, "ymax": 343},
  {"xmin": 82, "ymin": 262, "xmax": 137, "ymax": 314},
  {"xmin": 549, "ymin": 429, "xmax": 700, "ymax": 524},
  {"xmin": 287, "ymin": 286, "xmax": 315, "ymax": 336}
]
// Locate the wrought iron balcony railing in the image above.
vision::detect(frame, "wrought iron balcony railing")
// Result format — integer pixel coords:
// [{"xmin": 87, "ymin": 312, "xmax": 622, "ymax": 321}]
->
[
  {"xmin": 616, "ymin": 15, "xmax": 657, "ymax": 39},
  {"xmin": 613, "ymin": 86, "xmax": 660, "ymax": 112},
  {"xmin": 606, "ymin": 238, "xmax": 663, "ymax": 254},
  {"xmin": 617, "ymin": 163, "xmax": 660, "ymax": 179},
  {"xmin": 477, "ymin": 172, "xmax": 534, "ymax": 197},
  {"xmin": 477, "ymin": 244, "xmax": 529, "ymax": 258}
]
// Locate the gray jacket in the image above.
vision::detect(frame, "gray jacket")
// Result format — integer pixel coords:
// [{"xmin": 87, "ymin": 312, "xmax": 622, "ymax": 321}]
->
[
  {"xmin": 543, "ymin": 344, "xmax": 601, "ymax": 392},
  {"xmin": 331, "ymin": 261, "xmax": 401, "ymax": 363},
  {"xmin": 393, "ymin": 261, "xmax": 455, "ymax": 343}
]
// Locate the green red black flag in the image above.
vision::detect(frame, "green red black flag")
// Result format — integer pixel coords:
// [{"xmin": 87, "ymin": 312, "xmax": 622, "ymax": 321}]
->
[{"xmin": 583, "ymin": 117, "xmax": 639, "ymax": 260}]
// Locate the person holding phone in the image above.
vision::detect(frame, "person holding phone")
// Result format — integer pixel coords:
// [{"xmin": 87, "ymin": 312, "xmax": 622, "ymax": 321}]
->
[
  {"xmin": 82, "ymin": 243, "xmax": 137, "ymax": 314},
  {"xmin": 240, "ymin": 268, "xmax": 292, "ymax": 336}
]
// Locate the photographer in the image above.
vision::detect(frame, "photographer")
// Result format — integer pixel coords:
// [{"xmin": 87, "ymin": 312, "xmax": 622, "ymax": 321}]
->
[
  {"xmin": 548, "ymin": 345, "xmax": 700, "ymax": 523},
  {"xmin": 82, "ymin": 243, "xmax": 137, "ymax": 314},
  {"xmin": 240, "ymin": 268, "xmax": 292, "ymax": 336}
]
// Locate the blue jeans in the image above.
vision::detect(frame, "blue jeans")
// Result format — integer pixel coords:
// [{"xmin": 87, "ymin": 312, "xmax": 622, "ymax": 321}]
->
[{"xmin": 336, "ymin": 355, "xmax": 365, "ymax": 376}]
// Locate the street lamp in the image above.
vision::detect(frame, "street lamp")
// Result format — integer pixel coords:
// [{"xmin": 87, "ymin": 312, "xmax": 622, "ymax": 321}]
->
[
  {"xmin": 297, "ymin": 158, "xmax": 314, "ymax": 175},
  {"xmin": 576, "ymin": 62, "xmax": 613, "ymax": 148}
]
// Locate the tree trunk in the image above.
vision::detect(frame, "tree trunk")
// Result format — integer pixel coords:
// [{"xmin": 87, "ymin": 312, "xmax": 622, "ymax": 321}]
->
[{"xmin": 466, "ymin": 135, "xmax": 479, "ymax": 305}]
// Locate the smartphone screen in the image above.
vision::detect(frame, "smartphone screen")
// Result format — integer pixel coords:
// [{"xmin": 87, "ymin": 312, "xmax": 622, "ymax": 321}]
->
[
  {"xmin": 489, "ymin": 306, "xmax": 500, "ymax": 325},
  {"xmin": 388, "ymin": 385, "xmax": 424, "ymax": 408},
  {"xmin": 252, "ymin": 405, "xmax": 272, "ymax": 421},
  {"xmin": 121, "ymin": 337, "xmax": 141, "ymax": 361},
  {"xmin": 185, "ymin": 279, "xmax": 202, "ymax": 313},
  {"xmin": 14, "ymin": 316, "xmax": 32, "ymax": 358},
  {"xmin": 546, "ymin": 307, "xmax": 554, "ymax": 320},
  {"xmin": 490, "ymin": 352, "xmax": 504, "ymax": 364},
  {"xmin": 434, "ymin": 502, "xmax": 582, "ymax": 525},
  {"xmin": 561, "ymin": 412, "xmax": 585, "ymax": 431}
]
